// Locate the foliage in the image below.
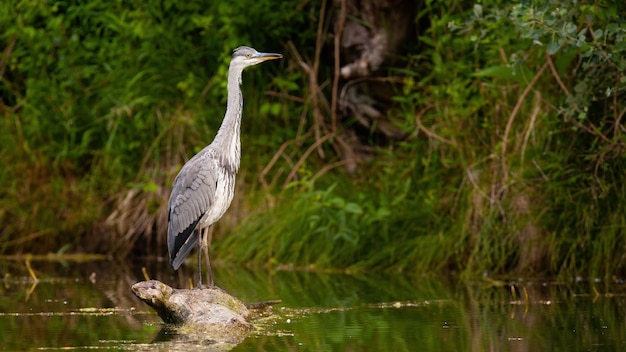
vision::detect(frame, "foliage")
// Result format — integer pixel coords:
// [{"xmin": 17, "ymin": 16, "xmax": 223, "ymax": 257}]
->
[
  {"xmin": 221, "ymin": 0, "xmax": 626, "ymax": 278},
  {"xmin": 1, "ymin": 0, "xmax": 625, "ymax": 279},
  {"xmin": 0, "ymin": 0, "xmax": 314, "ymax": 255}
]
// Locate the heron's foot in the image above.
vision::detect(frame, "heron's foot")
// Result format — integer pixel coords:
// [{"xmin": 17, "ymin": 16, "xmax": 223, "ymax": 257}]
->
[{"xmin": 195, "ymin": 283, "xmax": 218, "ymax": 290}]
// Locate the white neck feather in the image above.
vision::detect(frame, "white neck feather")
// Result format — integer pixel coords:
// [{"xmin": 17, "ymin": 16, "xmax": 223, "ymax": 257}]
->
[{"xmin": 212, "ymin": 64, "xmax": 244, "ymax": 173}]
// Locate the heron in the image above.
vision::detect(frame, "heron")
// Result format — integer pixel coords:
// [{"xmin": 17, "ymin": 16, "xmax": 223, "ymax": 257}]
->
[{"xmin": 167, "ymin": 46, "xmax": 282, "ymax": 287}]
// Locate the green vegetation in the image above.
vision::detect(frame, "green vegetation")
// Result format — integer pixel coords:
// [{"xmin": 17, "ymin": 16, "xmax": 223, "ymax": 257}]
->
[{"xmin": 1, "ymin": 0, "xmax": 624, "ymax": 279}]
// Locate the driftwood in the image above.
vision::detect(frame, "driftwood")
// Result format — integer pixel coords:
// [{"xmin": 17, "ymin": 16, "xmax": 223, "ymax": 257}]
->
[
  {"xmin": 332, "ymin": 0, "xmax": 416, "ymax": 171},
  {"xmin": 132, "ymin": 280, "xmax": 279, "ymax": 346}
]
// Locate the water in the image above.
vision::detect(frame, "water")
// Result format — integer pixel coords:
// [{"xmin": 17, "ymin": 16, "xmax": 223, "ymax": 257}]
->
[{"xmin": 1, "ymin": 258, "xmax": 625, "ymax": 351}]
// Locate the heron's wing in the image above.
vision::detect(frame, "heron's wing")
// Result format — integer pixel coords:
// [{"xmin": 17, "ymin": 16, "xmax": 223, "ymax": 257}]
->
[{"xmin": 167, "ymin": 149, "xmax": 218, "ymax": 269}]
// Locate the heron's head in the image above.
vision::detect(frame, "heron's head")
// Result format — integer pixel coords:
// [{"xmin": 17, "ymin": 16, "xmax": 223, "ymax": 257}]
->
[{"xmin": 231, "ymin": 46, "xmax": 283, "ymax": 69}]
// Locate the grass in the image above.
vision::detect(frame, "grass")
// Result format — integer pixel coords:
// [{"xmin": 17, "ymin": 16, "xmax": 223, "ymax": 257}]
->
[
  {"xmin": 218, "ymin": 5, "xmax": 626, "ymax": 278},
  {"xmin": 1, "ymin": 0, "xmax": 625, "ymax": 280}
]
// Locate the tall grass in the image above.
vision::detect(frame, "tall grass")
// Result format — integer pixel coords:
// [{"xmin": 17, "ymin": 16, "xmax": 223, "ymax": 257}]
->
[
  {"xmin": 2, "ymin": 0, "xmax": 625, "ymax": 280},
  {"xmin": 0, "ymin": 0, "xmax": 300, "ymax": 256},
  {"xmin": 219, "ymin": 0, "xmax": 626, "ymax": 279}
]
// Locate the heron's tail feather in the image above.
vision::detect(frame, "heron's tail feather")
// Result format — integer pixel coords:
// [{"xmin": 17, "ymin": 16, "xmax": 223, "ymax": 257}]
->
[{"xmin": 169, "ymin": 216, "xmax": 201, "ymax": 270}]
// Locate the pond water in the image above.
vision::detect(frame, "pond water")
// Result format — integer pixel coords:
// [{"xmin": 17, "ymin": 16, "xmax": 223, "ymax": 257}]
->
[{"xmin": 1, "ymin": 257, "xmax": 625, "ymax": 351}]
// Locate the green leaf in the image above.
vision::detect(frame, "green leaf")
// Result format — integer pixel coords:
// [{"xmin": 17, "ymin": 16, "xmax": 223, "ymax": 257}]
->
[
  {"xmin": 344, "ymin": 202, "xmax": 363, "ymax": 215},
  {"xmin": 471, "ymin": 65, "xmax": 531, "ymax": 84},
  {"xmin": 546, "ymin": 39, "xmax": 562, "ymax": 55}
]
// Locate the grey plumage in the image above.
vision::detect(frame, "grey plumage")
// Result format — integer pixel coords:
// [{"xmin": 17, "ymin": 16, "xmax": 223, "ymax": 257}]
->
[{"xmin": 167, "ymin": 46, "xmax": 282, "ymax": 286}]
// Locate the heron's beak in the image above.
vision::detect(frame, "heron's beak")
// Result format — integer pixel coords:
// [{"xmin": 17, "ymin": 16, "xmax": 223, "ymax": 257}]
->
[{"xmin": 256, "ymin": 52, "xmax": 283, "ymax": 61}]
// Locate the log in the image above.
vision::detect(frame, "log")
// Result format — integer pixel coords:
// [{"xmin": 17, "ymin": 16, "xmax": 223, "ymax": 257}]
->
[{"xmin": 132, "ymin": 280, "xmax": 260, "ymax": 345}]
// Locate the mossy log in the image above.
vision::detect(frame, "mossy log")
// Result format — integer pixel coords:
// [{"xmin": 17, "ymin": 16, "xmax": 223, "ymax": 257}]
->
[{"xmin": 132, "ymin": 280, "xmax": 276, "ymax": 345}]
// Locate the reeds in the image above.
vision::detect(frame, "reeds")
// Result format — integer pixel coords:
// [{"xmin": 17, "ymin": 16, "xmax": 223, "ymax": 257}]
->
[
  {"xmin": 1, "ymin": 0, "xmax": 625, "ymax": 279},
  {"xmin": 217, "ymin": 0, "xmax": 626, "ymax": 279}
]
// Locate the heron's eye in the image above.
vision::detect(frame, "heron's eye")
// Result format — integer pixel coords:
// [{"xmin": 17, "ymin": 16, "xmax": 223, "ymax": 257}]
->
[{"xmin": 245, "ymin": 53, "xmax": 252, "ymax": 59}]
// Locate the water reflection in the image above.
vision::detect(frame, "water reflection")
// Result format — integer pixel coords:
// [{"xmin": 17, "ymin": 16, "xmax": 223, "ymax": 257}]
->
[{"xmin": 1, "ymin": 257, "xmax": 625, "ymax": 351}]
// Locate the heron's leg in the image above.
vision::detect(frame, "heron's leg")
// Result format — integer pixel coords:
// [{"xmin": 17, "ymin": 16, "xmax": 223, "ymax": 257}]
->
[
  {"xmin": 196, "ymin": 229, "xmax": 203, "ymax": 287},
  {"xmin": 201, "ymin": 226, "xmax": 214, "ymax": 287}
]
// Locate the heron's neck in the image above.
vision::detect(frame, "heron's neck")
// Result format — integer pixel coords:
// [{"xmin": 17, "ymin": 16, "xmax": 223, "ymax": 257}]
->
[{"xmin": 213, "ymin": 65, "xmax": 244, "ymax": 173}]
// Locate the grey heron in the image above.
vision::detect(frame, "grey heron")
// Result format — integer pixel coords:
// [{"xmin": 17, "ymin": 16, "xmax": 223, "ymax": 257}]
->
[{"xmin": 167, "ymin": 46, "xmax": 282, "ymax": 287}]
